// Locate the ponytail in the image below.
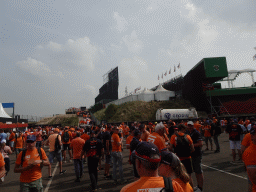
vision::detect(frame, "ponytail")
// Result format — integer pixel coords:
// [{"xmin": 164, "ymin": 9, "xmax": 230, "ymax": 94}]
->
[{"xmin": 172, "ymin": 161, "xmax": 190, "ymax": 183}]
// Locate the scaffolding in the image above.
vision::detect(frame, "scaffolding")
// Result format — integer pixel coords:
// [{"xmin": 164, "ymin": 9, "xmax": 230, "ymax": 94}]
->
[{"xmin": 218, "ymin": 69, "xmax": 256, "ymax": 88}]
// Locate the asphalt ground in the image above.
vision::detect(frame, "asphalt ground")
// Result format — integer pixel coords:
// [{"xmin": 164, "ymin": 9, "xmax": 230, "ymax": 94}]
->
[{"xmin": 0, "ymin": 133, "xmax": 248, "ymax": 192}]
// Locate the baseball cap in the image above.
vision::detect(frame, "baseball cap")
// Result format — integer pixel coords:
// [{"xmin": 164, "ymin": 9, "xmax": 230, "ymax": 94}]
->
[
  {"xmin": 26, "ymin": 135, "xmax": 36, "ymax": 142},
  {"xmin": 187, "ymin": 121, "xmax": 194, "ymax": 125},
  {"xmin": 135, "ymin": 141, "xmax": 161, "ymax": 163},
  {"xmin": 160, "ymin": 151, "xmax": 180, "ymax": 167},
  {"xmin": 155, "ymin": 123, "xmax": 165, "ymax": 132},
  {"xmin": 1, "ymin": 139, "xmax": 6, "ymax": 144}
]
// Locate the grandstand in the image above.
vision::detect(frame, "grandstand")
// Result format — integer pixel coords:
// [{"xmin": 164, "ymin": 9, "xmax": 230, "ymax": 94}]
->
[{"xmin": 96, "ymin": 57, "xmax": 256, "ymax": 117}]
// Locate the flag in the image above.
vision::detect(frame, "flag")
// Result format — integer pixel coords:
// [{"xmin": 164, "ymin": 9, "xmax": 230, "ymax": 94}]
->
[
  {"xmin": 174, "ymin": 66, "xmax": 176, "ymax": 72},
  {"xmin": 169, "ymin": 68, "xmax": 171, "ymax": 74},
  {"xmin": 177, "ymin": 63, "xmax": 180, "ymax": 69},
  {"xmin": 164, "ymin": 71, "xmax": 167, "ymax": 76},
  {"xmin": 253, "ymin": 54, "xmax": 256, "ymax": 61},
  {"xmin": 158, "ymin": 75, "xmax": 159, "ymax": 80},
  {"xmin": 161, "ymin": 73, "xmax": 163, "ymax": 79},
  {"xmin": 254, "ymin": 47, "xmax": 256, "ymax": 50}
]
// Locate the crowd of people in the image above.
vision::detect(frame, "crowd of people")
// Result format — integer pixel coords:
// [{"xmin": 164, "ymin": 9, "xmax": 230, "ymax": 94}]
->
[{"xmin": 0, "ymin": 116, "xmax": 255, "ymax": 192}]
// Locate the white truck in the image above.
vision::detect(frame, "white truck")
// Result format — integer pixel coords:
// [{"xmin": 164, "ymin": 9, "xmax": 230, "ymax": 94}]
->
[{"xmin": 156, "ymin": 108, "xmax": 198, "ymax": 121}]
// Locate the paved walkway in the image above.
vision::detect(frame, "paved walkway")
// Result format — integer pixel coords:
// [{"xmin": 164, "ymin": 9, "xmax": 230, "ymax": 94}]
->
[{"xmin": 1, "ymin": 133, "xmax": 248, "ymax": 192}]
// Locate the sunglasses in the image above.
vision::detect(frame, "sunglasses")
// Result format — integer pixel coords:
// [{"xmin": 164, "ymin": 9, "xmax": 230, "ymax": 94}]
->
[{"xmin": 26, "ymin": 140, "xmax": 35, "ymax": 143}]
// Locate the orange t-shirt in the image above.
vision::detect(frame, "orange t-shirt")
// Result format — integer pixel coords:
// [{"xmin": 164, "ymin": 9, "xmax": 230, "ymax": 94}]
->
[
  {"xmin": 202, "ymin": 125, "xmax": 211, "ymax": 137},
  {"xmin": 48, "ymin": 134, "xmax": 61, "ymax": 152},
  {"xmin": 173, "ymin": 178, "xmax": 193, "ymax": 192},
  {"xmin": 126, "ymin": 135, "xmax": 134, "ymax": 147},
  {"xmin": 15, "ymin": 137, "xmax": 25, "ymax": 149},
  {"xmin": 111, "ymin": 133, "xmax": 121, "ymax": 152},
  {"xmin": 15, "ymin": 148, "xmax": 47, "ymax": 183},
  {"xmin": 170, "ymin": 132, "xmax": 193, "ymax": 160},
  {"xmin": 194, "ymin": 123, "xmax": 201, "ymax": 132},
  {"xmin": 70, "ymin": 137, "xmax": 85, "ymax": 159},
  {"xmin": 124, "ymin": 127, "xmax": 130, "ymax": 136},
  {"xmin": 120, "ymin": 176, "xmax": 184, "ymax": 192},
  {"xmin": 81, "ymin": 133, "xmax": 90, "ymax": 143},
  {"xmin": 242, "ymin": 133, "xmax": 252, "ymax": 147},
  {"xmin": 9, "ymin": 132, "xmax": 15, "ymax": 142},
  {"xmin": 62, "ymin": 131, "xmax": 72, "ymax": 144},
  {"xmin": 242, "ymin": 143, "xmax": 256, "ymax": 192},
  {"xmin": 0, "ymin": 153, "xmax": 5, "ymax": 168},
  {"xmin": 147, "ymin": 132, "xmax": 167, "ymax": 152}
]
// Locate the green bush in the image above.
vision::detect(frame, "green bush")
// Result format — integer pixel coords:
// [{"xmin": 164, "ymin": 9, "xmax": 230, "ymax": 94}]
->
[{"xmin": 105, "ymin": 104, "xmax": 118, "ymax": 120}]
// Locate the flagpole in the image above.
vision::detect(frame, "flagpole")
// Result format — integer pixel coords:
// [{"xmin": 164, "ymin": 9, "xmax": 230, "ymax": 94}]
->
[{"xmin": 179, "ymin": 63, "xmax": 182, "ymax": 76}]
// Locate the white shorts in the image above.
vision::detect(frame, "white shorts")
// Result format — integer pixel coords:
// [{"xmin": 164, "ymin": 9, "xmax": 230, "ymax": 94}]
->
[{"xmin": 229, "ymin": 140, "xmax": 241, "ymax": 150}]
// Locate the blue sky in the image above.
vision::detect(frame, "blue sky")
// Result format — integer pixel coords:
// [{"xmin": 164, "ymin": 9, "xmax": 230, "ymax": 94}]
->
[{"xmin": 1, "ymin": 0, "xmax": 256, "ymax": 116}]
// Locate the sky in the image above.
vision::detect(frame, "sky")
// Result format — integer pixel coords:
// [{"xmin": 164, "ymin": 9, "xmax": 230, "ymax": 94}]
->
[{"xmin": 1, "ymin": 0, "xmax": 256, "ymax": 117}]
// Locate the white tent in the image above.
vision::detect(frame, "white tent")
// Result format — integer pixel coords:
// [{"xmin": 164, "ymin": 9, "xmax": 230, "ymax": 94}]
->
[
  {"xmin": 0, "ymin": 103, "xmax": 12, "ymax": 118},
  {"xmin": 130, "ymin": 91, "xmax": 140, "ymax": 101},
  {"xmin": 154, "ymin": 84, "xmax": 175, "ymax": 101},
  {"xmin": 138, "ymin": 88, "xmax": 155, "ymax": 102}
]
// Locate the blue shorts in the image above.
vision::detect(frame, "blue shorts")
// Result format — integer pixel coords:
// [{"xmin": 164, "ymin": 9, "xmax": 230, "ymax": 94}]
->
[{"xmin": 49, "ymin": 151, "xmax": 62, "ymax": 163}]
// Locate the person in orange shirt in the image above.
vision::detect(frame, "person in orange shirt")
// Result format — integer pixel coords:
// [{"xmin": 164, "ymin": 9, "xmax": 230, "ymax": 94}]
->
[
  {"xmin": 242, "ymin": 127, "xmax": 256, "ymax": 192},
  {"xmin": 202, "ymin": 122, "xmax": 213, "ymax": 151},
  {"xmin": 139, "ymin": 124, "xmax": 150, "ymax": 141},
  {"xmin": 14, "ymin": 135, "xmax": 50, "ymax": 191},
  {"xmin": 170, "ymin": 123, "xmax": 195, "ymax": 188},
  {"xmin": 123, "ymin": 125, "xmax": 130, "ymax": 139},
  {"xmin": 61, "ymin": 127, "xmax": 72, "ymax": 163},
  {"xmin": 111, "ymin": 126, "xmax": 126, "ymax": 184},
  {"xmin": 121, "ymin": 142, "xmax": 184, "ymax": 192},
  {"xmin": 70, "ymin": 132, "xmax": 85, "ymax": 182},
  {"xmin": 147, "ymin": 123, "xmax": 167, "ymax": 152},
  {"xmin": 0, "ymin": 152, "xmax": 5, "ymax": 183},
  {"xmin": 194, "ymin": 121, "xmax": 202, "ymax": 133},
  {"xmin": 241, "ymin": 132, "xmax": 252, "ymax": 155},
  {"xmin": 46, "ymin": 128, "xmax": 66, "ymax": 178},
  {"xmin": 8, "ymin": 129, "xmax": 15, "ymax": 152},
  {"xmin": 14, "ymin": 131, "xmax": 25, "ymax": 158},
  {"xmin": 159, "ymin": 151, "xmax": 193, "ymax": 192}
]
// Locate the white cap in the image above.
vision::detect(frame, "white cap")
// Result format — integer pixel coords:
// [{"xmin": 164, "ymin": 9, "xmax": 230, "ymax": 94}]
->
[
  {"xmin": 1, "ymin": 139, "xmax": 6, "ymax": 144},
  {"xmin": 187, "ymin": 121, "xmax": 194, "ymax": 125},
  {"xmin": 155, "ymin": 123, "xmax": 165, "ymax": 132}
]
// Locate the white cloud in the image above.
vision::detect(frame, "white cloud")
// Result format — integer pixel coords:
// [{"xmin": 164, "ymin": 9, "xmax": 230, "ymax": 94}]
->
[
  {"xmin": 122, "ymin": 30, "xmax": 144, "ymax": 55},
  {"xmin": 16, "ymin": 57, "xmax": 51, "ymax": 76},
  {"xmin": 47, "ymin": 41, "xmax": 62, "ymax": 51},
  {"xmin": 113, "ymin": 12, "xmax": 128, "ymax": 33}
]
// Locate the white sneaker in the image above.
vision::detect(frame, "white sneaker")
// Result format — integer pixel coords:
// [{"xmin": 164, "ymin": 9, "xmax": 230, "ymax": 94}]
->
[{"xmin": 0, "ymin": 177, "xmax": 4, "ymax": 183}]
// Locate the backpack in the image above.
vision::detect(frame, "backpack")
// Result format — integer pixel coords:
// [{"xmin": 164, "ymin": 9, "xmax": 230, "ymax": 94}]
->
[
  {"xmin": 160, "ymin": 177, "xmax": 174, "ymax": 192},
  {"xmin": 174, "ymin": 133, "xmax": 191, "ymax": 157},
  {"xmin": 21, "ymin": 147, "xmax": 43, "ymax": 168},
  {"xmin": 63, "ymin": 131, "xmax": 70, "ymax": 143},
  {"xmin": 87, "ymin": 138, "xmax": 98, "ymax": 157},
  {"xmin": 55, "ymin": 135, "xmax": 62, "ymax": 152}
]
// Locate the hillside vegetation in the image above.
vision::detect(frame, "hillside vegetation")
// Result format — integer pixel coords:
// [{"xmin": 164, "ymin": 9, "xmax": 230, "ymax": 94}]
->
[
  {"xmin": 36, "ymin": 114, "xmax": 79, "ymax": 127},
  {"xmin": 94, "ymin": 99, "xmax": 207, "ymax": 123}
]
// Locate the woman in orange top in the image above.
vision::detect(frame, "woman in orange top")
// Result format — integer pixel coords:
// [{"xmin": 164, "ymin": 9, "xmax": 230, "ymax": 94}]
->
[
  {"xmin": 159, "ymin": 151, "xmax": 193, "ymax": 192},
  {"xmin": 202, "ymin": 122, "xmax": 213, "ymax": 150}
]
